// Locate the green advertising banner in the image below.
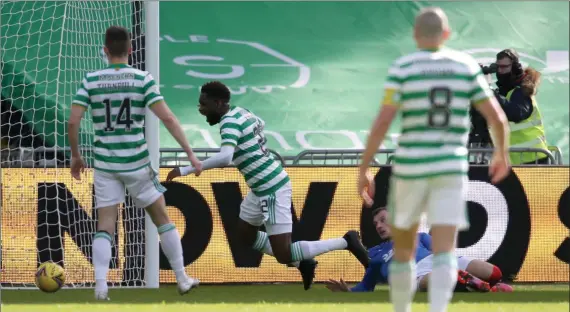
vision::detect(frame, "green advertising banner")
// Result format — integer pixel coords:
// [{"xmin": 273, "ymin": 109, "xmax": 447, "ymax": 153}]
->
[
  {"xmin": 158, "ymin": 1, "xmax": 569, "ymax": 163},
  {"xmin": 2, "ymin": 1, "xmax": 568, "ymax": 163}
]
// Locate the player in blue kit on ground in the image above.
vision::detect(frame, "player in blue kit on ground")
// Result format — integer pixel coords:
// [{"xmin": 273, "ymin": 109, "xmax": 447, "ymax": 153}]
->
[{"xmin": 325, "ymin": 207, "xmax": 513, "ymax": 293}]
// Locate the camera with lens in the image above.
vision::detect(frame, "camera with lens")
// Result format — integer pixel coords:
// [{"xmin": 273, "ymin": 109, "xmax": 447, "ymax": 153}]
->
[{"xmin": 480, "ymin": 63, "xmax": 498, "ymax": 75}]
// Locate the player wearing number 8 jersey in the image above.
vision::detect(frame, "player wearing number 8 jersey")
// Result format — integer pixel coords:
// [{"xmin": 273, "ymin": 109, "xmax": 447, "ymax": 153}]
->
[
  {"xmin": 167, "ymin": 81, "xmax": 371, "ymax": 290},
  {"xmin": 358, "ymin": 7, "xmax": 511, "ymax": 312},
  {"xmin": 68, "ymin": 26, "xmax": 203, "ymax": 300}
]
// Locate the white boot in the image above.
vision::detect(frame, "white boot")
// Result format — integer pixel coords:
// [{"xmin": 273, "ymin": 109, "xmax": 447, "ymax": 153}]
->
[
  {"xmin": 95, "ymin": 289, "xmax": 110, "ymax": 301},
  {"xmin": 177, "ymin": 276, "xmax": 200, "ymax": 295}
]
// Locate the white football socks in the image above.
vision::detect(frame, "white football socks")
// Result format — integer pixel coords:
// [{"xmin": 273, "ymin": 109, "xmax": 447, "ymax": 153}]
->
[
  {"xmin": 158, "ymin": 223, "xmax": 187, "ymax": 282},
  {"xmin": 429, "ymin": 252, "xmax": 458, "ymax": 312},
  {"xmin": 252, "ymin": 231, "xmax": 347, "ymax": 267},
  {"xmin": 92, "ymin": 231, "xmax": 112, "ymax": 292},
  {"xmin": 388, "ymin": 260, "xmax": 417, "ymax": 312},
  {"xmin": 290, "ymin": 239, "xmax": 348, "ymax": 261},
  {"xmin": 253, "ymin": 231, "xmax": 274, "ymax": 256}
]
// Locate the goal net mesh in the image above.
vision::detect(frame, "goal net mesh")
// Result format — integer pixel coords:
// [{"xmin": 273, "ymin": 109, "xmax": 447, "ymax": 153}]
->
[{"xmin": 1, "ymin": 0, "xmax": 149, "ymax": 288}]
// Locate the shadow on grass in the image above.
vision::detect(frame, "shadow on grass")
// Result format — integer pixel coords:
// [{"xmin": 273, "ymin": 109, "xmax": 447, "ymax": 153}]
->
[{"xmin": 2, "ymin": 284, "xmax": 568, "ymax": 304}]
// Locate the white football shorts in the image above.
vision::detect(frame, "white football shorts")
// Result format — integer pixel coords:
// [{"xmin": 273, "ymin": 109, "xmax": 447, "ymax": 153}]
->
[
  {"xmin": 93, "ymin": 164, "xmax": 166, "ymax": 209},
  {"xmin": 387, "ymin": 175, "xmax": 469, "ymax": 231},
  {"xmin": 239, "ymin": 181, "xmax": 293, "ymax": 236}
]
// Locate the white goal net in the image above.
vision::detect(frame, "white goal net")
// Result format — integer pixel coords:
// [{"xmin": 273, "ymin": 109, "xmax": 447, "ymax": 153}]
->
[{"xmin": 0, "ymin": 0, "xmax": 158, "ymax": 289}]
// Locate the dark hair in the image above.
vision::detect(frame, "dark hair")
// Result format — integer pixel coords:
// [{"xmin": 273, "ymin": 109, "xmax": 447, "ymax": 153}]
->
[
  {"xmin": 200, "ymin": 81, "xmax": 231, "ymax": 102},
  {"xmin": 497, "ymin": 49, "xmax": 541, "ymax": 96},
  {"xmin": 372, "ymin": 207, "xmax": 386, "ymax": 217},
  {"xmin": 497, "ymin": 48, "xmax": 519, "ymax": 62},
  {"xmin": 497, "ymin": 48, "xmax": 523, "ymax": 76},
  {"xmin": 105, "ymin": 26, "xmax": 130, "ymax": 57}
]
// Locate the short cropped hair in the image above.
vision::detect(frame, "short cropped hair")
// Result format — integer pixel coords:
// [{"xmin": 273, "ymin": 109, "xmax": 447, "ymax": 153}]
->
[
  {"xmin": 414, "ymin": 7, "xmax": 449, "ymax": 39},
  {"xmin": 372, "ymin": 206, "xmax": 386, "ymax": 217},
  {"xmin": 105, "ymin": 26, "xmax": 130, "ymax": 57},
  {"xmin": 200, "ymin": 81, "xmax": 231, "ymax": 102}
]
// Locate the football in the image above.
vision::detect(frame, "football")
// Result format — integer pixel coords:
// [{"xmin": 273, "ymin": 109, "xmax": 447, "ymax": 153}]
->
[{"xmin": 35, "ymin": 262, "xmax": 65, "ymax": 293}]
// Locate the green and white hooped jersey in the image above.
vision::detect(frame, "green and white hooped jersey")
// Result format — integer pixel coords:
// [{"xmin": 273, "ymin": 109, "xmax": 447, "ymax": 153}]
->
[
  {"xmin": 72, "ymin": 64, "xmax": 163, "ymax": 172},
  {"xmin": 384, "ymin": 47, "xmax": 494, "ymax": 179},
  {"xmin": 219, "ymin": 106, "xmax": 290, "ymax": 196}
]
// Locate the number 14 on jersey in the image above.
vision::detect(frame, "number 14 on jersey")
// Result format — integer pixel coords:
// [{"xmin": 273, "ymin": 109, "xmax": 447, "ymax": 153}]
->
[{"xmin": 103, "ymin": 98, "xmax": 134, "ymax": 132}]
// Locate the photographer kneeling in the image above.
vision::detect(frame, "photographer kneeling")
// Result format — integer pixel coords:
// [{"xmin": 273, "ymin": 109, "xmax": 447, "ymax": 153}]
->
[{"xmin": 480, "ymin": 49, "xmax": 549, "ymax": 165}]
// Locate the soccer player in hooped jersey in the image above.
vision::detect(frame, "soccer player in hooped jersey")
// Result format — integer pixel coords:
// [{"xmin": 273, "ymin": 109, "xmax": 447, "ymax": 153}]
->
[
  {"xmin": 358, "ymin": 7, "xmax": 511, "ymax": 312},
  {"xmin": 166, "ymin": 81, "xmax": 370, "ymax": 290},
  {"xmin": 68, "ymin": 26, "xmax": 203, "ymax": 300}
]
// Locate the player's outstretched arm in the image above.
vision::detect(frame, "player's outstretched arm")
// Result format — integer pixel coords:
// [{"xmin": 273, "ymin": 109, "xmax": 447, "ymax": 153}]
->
[
  {"xmin": 149, "ymin": 100, "xmax": 202, "ymax": 174},
  {"xmin": 166, "ymin": 117, "xmax": 240, "ymax": 181},
  {"xmin": 325, "ymin": 260, "xmax": 384, "ymax": 292},
  {"xmin": 351, "ymin": 260, "xmax": 384, "ymax": 292},
  {"xmin": 166, "ymin": 145, "xmax": 235, "ymax": 181}
]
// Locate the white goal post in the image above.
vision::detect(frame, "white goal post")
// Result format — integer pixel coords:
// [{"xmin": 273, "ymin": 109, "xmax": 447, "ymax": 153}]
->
[
  {"xmin": 0, "ymin": 0, "xmax": 161, "ymax": 289},
  {"xmin": 144, "ymin": 0, "xmax": 160, "ymax": 290}
]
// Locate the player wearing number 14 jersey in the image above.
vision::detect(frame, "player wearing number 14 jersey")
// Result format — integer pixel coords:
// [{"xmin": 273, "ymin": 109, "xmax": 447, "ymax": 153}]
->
[
  {"xmin": 358, "ymin": 7, "xmax": 511, "ymax": 312},
  {"xmin": 166, "ymin": 81, "xmax": 370, "ymax": 290},
  {"xmin": 68, "ymin": 26, "xmax": 203, "ymax": 300}
]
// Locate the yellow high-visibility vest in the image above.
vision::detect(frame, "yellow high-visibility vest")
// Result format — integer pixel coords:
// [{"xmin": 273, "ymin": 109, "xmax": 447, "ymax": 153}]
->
[{"xmin": 506, "ymin": 87, "xmax": 549, "ymax": 164}]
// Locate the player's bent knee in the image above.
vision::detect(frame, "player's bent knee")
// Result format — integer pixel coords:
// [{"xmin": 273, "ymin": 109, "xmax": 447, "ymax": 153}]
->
[
  {"xmin": 466, "ymin": 259, "xmax": 502, "ymax": 283},
  {"xmin": 239, "ymin": 230, "xmax": 257, "ymax": 247},
  {"xmin": 268, "ymin": 232, "xmax": 294, "ymax": 264},
  {"xmin": 487, "ymin": 265, "xmax": 502, "ymax": 284},
  {"xmin": 144, "ymin": 195, "xmax": 171, "ymax": 227}
]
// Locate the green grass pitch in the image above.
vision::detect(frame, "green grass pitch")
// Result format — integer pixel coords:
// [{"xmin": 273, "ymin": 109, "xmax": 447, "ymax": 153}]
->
[{"xmin": 2, "ymin": 283, "xmax": 568, "ymax": 312}]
